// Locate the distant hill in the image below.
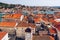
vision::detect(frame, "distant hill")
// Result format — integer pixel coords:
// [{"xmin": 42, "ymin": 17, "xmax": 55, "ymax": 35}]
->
[
  {"xmin": 0, "ymin": 2, "xmax": 16, "ymax": 8},
  {"xmin": 0, "ymin": 2, "xmax": 60, "ymax": 9},
  {"xmin": 52, "ymin": 6, "xmax": 60, "ymax": 9}
]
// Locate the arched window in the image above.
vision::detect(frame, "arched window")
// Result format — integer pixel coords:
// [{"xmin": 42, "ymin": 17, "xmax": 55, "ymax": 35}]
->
[{"xmin": 25, "ymin": 28, "xmax": 31, "ymax": 33}]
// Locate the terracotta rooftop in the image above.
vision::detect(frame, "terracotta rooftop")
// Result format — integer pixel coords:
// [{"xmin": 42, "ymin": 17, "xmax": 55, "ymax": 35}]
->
[
  {"xmin": 34, "ymin": 17, "xmax": 42, "ymax": 23},
  {"xmin": 54, "ymin": 21, "xmax": 60, "ymax": 31},
  {"xmin": 3, "ymin": 14, "xmax": 12, "ymax": 18},
  {"xmin": 0, "ymin": 32, "xmax": 7, "ymax": 40},
  {"xmin": 36, "ymin": 14, "xmax": 44, "ymax": 17},
  {"xmin": 3, "ymin": 13, "xmax": 22, "ymax": 19},
  {"xmin": 12, "ymin": 13, "xmax": 22, "ymax": 19},
  {"xmin": 42, "ymin": 18, "xmax": 48, "ymax": 22},
  {"xmin": 0, "ymin": 22, "xmax": 16, "ymax": 28},
  {"xmin": 49, "ymin": 18, "xmax": 55, "ymax": 23},
  {"xmin": 17, "ymin": 22, "xmax": 36, "ymax": 28}
]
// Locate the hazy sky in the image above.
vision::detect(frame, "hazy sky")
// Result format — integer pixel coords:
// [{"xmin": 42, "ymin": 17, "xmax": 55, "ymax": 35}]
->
[{"xmin": 0, "ymin": 0, "xmax": 60, "ymax": 6}]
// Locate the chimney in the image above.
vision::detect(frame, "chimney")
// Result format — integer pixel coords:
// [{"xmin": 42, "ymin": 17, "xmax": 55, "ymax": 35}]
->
[{"xmin": 20, "ymin": 15, "xmax": 24, "ymax": 21}]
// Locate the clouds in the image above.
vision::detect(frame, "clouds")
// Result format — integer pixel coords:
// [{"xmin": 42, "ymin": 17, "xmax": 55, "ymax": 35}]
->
[{"xmin": 0, "ymin": 0, "xmax": 60, "ymax": 6}]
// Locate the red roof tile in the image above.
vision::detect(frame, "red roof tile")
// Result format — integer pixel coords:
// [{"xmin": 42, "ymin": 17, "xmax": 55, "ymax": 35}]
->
[
  {"xmin": 0, "ymin": 22, "xmax": 16, "ymax": 28},
  {"xmin": 0, "ymin": 32, "xmax": 7, "ymax": 40}
]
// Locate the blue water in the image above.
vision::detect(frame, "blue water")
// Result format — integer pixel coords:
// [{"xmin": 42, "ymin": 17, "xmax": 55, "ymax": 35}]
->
[
  {"xmin": 45, "ymin": 10, "xmax": 54, "ymax": 14},
  {"xmin": 40, "ymin": 11, "xmax": 54, "ymax": 14}
]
